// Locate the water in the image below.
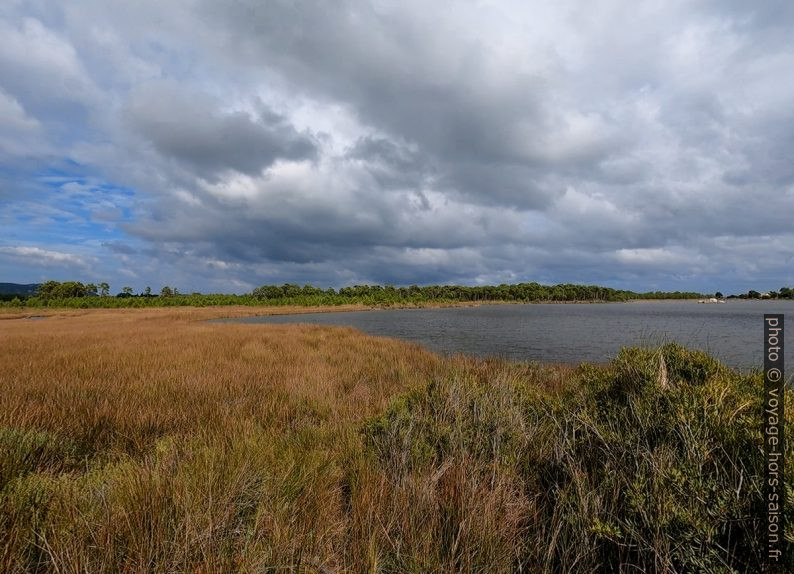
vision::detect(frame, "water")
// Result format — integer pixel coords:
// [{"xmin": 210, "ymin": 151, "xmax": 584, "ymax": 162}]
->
[{"xmin": 216, "ymin": 300, "xmax": 794, "ymax": 372}]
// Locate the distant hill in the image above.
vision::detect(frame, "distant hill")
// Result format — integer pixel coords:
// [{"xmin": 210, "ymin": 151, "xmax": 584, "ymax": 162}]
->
[{"xmin": 0, "ymin": 283, "xmax": 40, "ymax": 295}]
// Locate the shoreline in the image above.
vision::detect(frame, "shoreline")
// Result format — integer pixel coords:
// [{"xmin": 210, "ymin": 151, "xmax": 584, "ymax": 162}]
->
[
  {"xmin": 0, "ymin": 297, "xmax": 710, "ymax": 321},
  {"xmin": 4, "ymin": 296, "xmax": 789, "ymax": 324}
]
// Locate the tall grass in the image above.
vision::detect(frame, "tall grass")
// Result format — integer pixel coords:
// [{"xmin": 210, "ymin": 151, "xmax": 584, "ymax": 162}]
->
[{"xmin": 0, "ymin": 308, "xmax": 791, "ymax": 572}]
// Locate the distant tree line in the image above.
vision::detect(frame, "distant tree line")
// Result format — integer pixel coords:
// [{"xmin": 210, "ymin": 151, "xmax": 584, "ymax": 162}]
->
[
  {"xmin": 4, "ymin": 281, "xmax": 792, "ymax": 308},
  {"xmin": 252, "ymin": 282, "xmax": 704, "ymax": 303},
  {"xmin": 727, "ymin": 287, "xmax": 794, "ymax": 300},
  {"xmin": 0, "ymin": 281, "xmax": 185, "ymax": 307},
  {"xmin": 0, "ymin": 279, "xmax": 708, "ymax": 308}
]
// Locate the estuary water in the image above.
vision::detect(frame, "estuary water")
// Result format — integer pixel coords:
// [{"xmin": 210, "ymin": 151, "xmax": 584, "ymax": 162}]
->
[{"xmin": 217, "ymin": 300, "xmax": 793, "ymax": 372}]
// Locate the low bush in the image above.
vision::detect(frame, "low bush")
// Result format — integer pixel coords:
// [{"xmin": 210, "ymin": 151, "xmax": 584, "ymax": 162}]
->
[{"xmin": 361, "ymin": 344, "xmax": 792, "ymax": 572}]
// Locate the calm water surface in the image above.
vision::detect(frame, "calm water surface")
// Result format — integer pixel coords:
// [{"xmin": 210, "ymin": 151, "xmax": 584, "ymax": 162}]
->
[{"xmin": 218, "ymin": 301, "xmax": 793, "ymax": 372}]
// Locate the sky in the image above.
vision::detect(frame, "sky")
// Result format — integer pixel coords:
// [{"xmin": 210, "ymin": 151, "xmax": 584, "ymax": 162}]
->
[{"xmin": 1, "ymin": 0, "xmax": 793, "ymax": 295}]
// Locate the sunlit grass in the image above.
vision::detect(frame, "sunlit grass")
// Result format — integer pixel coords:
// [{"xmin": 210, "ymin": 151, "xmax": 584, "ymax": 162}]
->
[{"xmin": 0, "ymin": 308, "xmax": 791, "ymax": 572}]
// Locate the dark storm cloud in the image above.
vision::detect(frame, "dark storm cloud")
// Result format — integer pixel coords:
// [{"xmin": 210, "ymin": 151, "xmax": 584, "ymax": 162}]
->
[
  {"xmin": 125, "ymin": 83, "xmax": 317, "ymax": 179},
  {"xmin": 346, "ymin": 136, "xmax": 430, "ymax": 191},
  {"xmin": 130, "ymin": 171, "xmax": 525, "ymax": 267},
  {"xmin": 197, "ymin": 0, "xmax": 593, "ymax": 208}
]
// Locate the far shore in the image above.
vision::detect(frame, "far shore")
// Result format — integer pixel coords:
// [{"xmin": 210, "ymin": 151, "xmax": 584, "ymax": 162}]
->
[
  {"xmin": 0, "ymin": 298, "xmax": 703, "ymax": 321},
  {"xmin": 3, "ymin": 295, "xmax": 788, "ymax": 322}
]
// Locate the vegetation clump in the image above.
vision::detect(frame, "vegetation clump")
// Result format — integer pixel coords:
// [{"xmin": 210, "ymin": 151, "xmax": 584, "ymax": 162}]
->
[{"xmin": 362, "ymin": 344, "xmax": 791, "ymax": 572}]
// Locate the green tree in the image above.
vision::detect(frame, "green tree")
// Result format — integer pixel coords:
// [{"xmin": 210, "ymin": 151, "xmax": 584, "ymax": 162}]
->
[
  {"xmin": 36, "ymin": 280, "xmax": 61, "ymax": 299},
  {"xmin": 99, "ymin": 282, "xmax": 110, "ymax": 297},
  {"xmin": 36, "ymin": 281, "xmax": 91, "ymax": 299},
  {"xmin": 281, "ymin": 283, "xmax": 301, "ymax": 297},
  {"xmin": 252, "ymin": 285, "xmax": 283, "ymax": 299}
]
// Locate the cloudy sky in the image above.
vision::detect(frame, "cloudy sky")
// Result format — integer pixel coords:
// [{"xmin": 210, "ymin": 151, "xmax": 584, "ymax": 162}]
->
[{"xmin": 1, "ymin": 0, "xmax": 793, "ymax": 294}]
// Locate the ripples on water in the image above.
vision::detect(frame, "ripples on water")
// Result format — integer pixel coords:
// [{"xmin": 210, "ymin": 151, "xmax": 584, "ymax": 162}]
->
[{"xmin": 217, "ymin": 300, "xmax": 793, "ymax": 373}]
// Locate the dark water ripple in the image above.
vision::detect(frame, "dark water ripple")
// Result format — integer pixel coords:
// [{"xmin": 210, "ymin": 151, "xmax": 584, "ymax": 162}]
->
[{"xmin": 215, "ymin": 300, "xmax": 793, "ymax": 373}]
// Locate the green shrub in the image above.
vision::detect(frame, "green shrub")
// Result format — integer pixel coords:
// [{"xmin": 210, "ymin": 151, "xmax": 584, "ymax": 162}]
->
[
  {"xmin": 361, "ymin": 345, "xmax": 792, "ymax": 572},
  {"xmin": 0, "ymin": 428, "xmax": 79, "ymax": 492}
]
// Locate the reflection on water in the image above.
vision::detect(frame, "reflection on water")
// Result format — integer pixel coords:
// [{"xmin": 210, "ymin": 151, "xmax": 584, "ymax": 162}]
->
[{"xmin": 216, "ymin": 300, "xmax": 793, "ymax": 372}]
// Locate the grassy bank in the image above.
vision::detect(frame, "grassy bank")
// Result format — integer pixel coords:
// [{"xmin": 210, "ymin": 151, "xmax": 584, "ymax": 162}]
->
[{"xmin": 1, "ymin": 308, "xmax": 791, "ymax": 572}]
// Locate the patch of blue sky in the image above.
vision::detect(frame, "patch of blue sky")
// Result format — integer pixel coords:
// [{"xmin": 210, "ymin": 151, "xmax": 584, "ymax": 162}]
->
[{"xmin": 1, "ymin": 165, "xmax": 140, "ymax": 252}]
